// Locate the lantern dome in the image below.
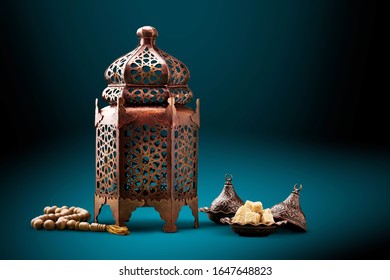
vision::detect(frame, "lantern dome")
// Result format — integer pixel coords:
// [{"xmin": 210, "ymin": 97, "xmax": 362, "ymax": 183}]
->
[{"xmin": 102, "ymin": 26, "xmax": 192, "ymax": 105}]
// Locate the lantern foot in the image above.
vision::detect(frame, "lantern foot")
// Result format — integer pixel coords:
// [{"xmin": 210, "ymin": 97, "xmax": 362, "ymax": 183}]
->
[
  {"xmin": 148, "ymin": 199, "xmax": 185, "ymax": 233},
  {"xmin": 118, "ymin": 198, "xmax": 145, "ymax": 225},
  {"xmin": 94, "ymin": 196, "xmax": 145, "ymax": 226},
  {"xmin": 94, "ymin": 194, "xmax": 106, "ymax": 223},
  {"xmin": 108, "ymin": 199, "xmax": 120, "ymax": 225},
  {"xmin": 108, "ymin": 198, "xmax": 145, "ymax": 226},
  {"xmin": 187, "ymin": 196, "xmax": 199, "ymax": 228}
]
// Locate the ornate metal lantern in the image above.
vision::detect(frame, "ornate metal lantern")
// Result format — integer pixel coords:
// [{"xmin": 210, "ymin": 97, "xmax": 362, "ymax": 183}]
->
[{"xmin": 94, "ymin": 26, "xmax": 200, "ymax": 233}]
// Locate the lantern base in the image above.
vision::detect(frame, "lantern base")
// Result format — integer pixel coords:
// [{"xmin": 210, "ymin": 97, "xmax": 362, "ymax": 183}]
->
[
  {"xmin": 94, "ymin": 194, "xmax": 145, "ymax": 226},
  {"xmin": 94, "ymin": 194, "xmax": 198, "ymax": 233}
]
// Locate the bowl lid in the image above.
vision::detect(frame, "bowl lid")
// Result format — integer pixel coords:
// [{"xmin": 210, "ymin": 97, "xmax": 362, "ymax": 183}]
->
[
  {"xmin": 271, "ymin": 184, "xmax": 307, "ymax": 231},
  {"xmin": 208, "ymin": 174, "xmax": 244, "ymax": 214}
]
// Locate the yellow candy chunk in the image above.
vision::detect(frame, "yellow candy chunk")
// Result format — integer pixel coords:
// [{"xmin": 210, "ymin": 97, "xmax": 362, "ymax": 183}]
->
[
  {"xmin": 250, "ymin": 201, "xmax": 263, "ymax": 214},
  {"xmin": 232, "ymin": 205, "xmax": 248, "ymax": 223},
  {"xmin": 244, "ymin": 211, "xmax": 261, "ymax": 224},
  {"xmin": 244, "ymin": 200, "xmax": 264, "ymax": 214},
  {"xmin": 261, "ymin": 208, "xmax": 275, "ymax": 224}
]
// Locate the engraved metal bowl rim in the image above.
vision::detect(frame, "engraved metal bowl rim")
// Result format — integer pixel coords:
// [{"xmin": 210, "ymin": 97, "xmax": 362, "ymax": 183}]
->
[
  {"xmin": 272, "ymin": 213, "xmax": 307, "ymax": 232},
  {"xmin": 221, "ymin": 217, "xmax": 287, "ymax": 237},
  {"xmin": 219, "ymin": 217, "xmax": 288, "ymax": 227},
  {"xmin": 198, "ymin": 206, "xmax": 237, "ymax": 215},
  {"xmin": 229, "ymin": 223, "xmax": 278, "ymax": 237}
]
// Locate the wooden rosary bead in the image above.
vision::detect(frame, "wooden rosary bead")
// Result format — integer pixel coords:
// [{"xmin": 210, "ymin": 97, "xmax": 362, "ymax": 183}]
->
[
  {"xmin": 64, "ymin": 214, "xmax": 74, "ymax": 220},
  {"xmin": 55, "ymin": 208, "xmax": 62, "ymax": 214},
  {"xmin": 35, "ymin": 215, "xmax": 42, "ymax": 222},
  {"xmin": 48, "ymin": 213, "xmax": 56, "ymax": 220},
  {"xmin": 44, "ymin": 206, "xmax": 50, "ymax": 214},
  {"xmin": 55, "ymin": 213, "xmax": 62, "ymax": 218},
  {"xmin": 90, "ymin": 223, "xmax": 98, "ymax": 232},
  {"xmin": 61, "ymin": 215, "xmax": 70, "ymax": 221},
  {"xmin": 91, "ymin": 223, "xmax": 106, "ymax": 232},
  {"xmin": 99, "ymin": 224, "xmax": 106, "ymax": 231},
  {"xmin": 60, "ymin": 209, "xmax": 71, "ymax": 216},
  {"xmin": 71, "ymin": 214, "xmax": 81, "ymax": 221},
  {"xmin": 44, "ymin": 214, "xmax": 52, "ymax": 220},
  {"xmin": 78, "ymin": 222, "xmax": 90, "ymax": 231},
  {"xmin": 33, "ymin": 219, "xmax": 44, "ymax": 230},
  {"xmin": 84, "ymin": 212, "xmax": 91, "ymax": 220},
  {"xmin": 74, "ymin": 221, "xmax": 80, "ymax": 231},
  {"xmin": 75, "ymin": 213, "xmax": 83, "ymax": 220},
  {"xmin": 77, "ymin": 213, "xmax": 88, "ymax": 221},
  {"xmin": 43, "ymin": 220, "xmax": 55, "ymax": 230},
  {"xmin": 55, "ymin": 219, "xmax": 67, "ymax": 230},
  {"xmin": 60, "ymin": 205, "xmax": 68, "ymax": 210},
  {"xmin": 47, "ymin": 206, "xmax": 57, "ymax": 214},
  {"xmin": 68, "ymin": 206, "xmax": 75, "ymax": 213},
  {"xmin": 34, "ymin": 214, "xmax": 44, "ymax": 221},
  {"xmin": 66, "ymin": 220, "xmax": 76, "ymax": 230},
  {"xmin": 37, "ymin": 215, "xmax": 49, "ymax": 221},
  {"xmin": 34, "ymin": 217, "xmax": 42, "ymax": 224},
  {"xmin": 58, "ymin": 218, "xmax": 69, "ymax": 223}
]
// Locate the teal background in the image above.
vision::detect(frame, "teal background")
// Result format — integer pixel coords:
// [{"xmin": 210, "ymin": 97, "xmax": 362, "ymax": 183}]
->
[{"xmin": 1, "ymin": 0, "xmax": 388, "ymax": 259}]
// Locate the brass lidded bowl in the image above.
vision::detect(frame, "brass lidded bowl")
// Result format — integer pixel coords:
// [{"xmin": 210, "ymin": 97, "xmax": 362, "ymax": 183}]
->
[{"xmin": 199, "ymin": 174, "xmax": 244, "ymax": 224}]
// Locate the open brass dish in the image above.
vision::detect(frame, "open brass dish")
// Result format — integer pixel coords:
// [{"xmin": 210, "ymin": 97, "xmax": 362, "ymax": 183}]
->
[{"xmin": 220, "ymin": 217, "xmax": 287, "ymax": 237}]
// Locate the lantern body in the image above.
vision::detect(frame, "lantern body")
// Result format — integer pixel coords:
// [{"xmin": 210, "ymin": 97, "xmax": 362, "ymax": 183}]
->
[{"xmin": 94, "ymin": 26, "xmax": 199, "ymax": 232}]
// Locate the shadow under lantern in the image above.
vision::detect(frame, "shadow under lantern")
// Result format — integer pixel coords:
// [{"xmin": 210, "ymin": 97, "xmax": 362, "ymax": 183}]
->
[{"xmin": 94, "ymin": 26, "xmax": 200, "ymax": 233}]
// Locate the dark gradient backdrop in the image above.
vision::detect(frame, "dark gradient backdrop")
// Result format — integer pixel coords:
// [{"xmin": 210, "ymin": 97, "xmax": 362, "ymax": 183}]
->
[{"xmin": 1, "ymin": 0, "xmax": 389, "ymax": 260}]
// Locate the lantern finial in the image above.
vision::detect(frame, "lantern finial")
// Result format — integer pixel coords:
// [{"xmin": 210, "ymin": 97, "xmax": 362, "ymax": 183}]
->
[{"xmin": 136, "ymin": 26, "xmax": 158, "ymax": 39}]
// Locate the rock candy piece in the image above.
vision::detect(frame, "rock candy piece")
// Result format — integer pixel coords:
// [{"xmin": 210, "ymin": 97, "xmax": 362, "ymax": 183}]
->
[
  {"xmin": 244, "ymin": 200, "xmax": 264, "ymax": 214},
  {"xmin": 250, "ymin": 201, "xmax": 263, "ymax": 214},
  {"xmin": 244, "ymin": 200, "xmax": 253, "ymax": 208},
  {"xmin": 244, "ymin": 211, "xmax": 261, "ymax": 224},
  {"xmin": 231, "ymin": 205, "xmax": 248, "ymax": 223},
  {"xmin": 263, "ymin": 208, "xmax": 272, "ymax": 215},
  {"xmin": 232, "ymin": 201, "xmax": 270, "ymax": 224},
  {"xmin": 261, "ymin": 208, "xmax": 275, "ymax": 224}
]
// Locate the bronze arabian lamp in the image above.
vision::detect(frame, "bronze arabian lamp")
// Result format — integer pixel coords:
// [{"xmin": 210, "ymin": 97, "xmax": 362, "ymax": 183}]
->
[{"xmin": 94, "ymin": 26, "xmax": 200, "ymax": 233}]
